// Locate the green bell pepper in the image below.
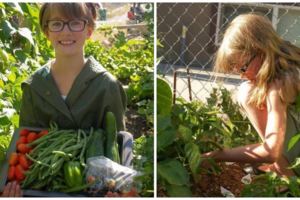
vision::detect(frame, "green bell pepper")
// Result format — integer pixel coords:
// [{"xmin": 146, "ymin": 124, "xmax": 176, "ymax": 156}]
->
[{"xmin": 63, "ymin": 161, "xmax": 83, "ymax": 188}]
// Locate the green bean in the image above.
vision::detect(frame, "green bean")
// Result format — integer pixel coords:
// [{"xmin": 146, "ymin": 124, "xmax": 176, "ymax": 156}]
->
[
  {"xmin": 62, "ymin": 182, "xmax": 94, "ymax": 193},
  {"xmin": 26, "ymin": 154, "xmax": 50, "ymax": 167},
  {"xmin": 50, "ymin": 158, "xmax": 65, "ymax": 175},
  {"xmin": 50, "ymin": 139, "xmax": 76, "ymax": 165},
  {"xmin": 64, "ymin": 143, "xmax": 84, "ymax": 153},
  {"xmin": 77, "ymin": 129, "xmax": 81, "ymax": 144},
  {"xmin": 23, "ymin": 127, "xmax": 92, "ymax": 191},
  {"xmin": 31, "ymin": 179, "xmax": 48, "ymax": 190},
  {"xmin": 31, "ymin": 142, "xmax": 60, "ymax": 158},
  {"xmin": 52, "ymin": 150, "xmax": 73, "ymax": 160},
  {"xmin": 28, "ymin": 130, "xmax": 66, "ymax": 146}
]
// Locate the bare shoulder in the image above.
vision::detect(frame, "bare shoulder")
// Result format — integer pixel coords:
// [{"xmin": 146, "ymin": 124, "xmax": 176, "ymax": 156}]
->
[
  {"xmin": 267, "ymin": 81, "xmax": 282, "ymax": 98},
  {"xmin": 266, "ymin": 81, "xmax": 286, "ymax": 110},
  {"xmin": 236, "ymin": 81, "xmax": 254, "ymax": 105}
]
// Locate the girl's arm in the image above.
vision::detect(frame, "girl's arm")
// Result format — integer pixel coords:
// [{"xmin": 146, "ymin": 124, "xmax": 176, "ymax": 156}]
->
[
  {"xmin": 237, "ymin": 81, "xmax": 268, "ymax": 140},
  {"xmin": 203, "ymin": 83, "xmax": 287, "ymax": 163}
]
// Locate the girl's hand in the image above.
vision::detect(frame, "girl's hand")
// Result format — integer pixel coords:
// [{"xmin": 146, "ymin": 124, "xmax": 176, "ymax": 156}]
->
[{"xmin": 1, "ymin": 181, "xmax": 23, "ymax": 197}]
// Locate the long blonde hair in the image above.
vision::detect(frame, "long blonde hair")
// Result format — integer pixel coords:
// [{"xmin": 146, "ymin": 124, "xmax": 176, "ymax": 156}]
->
[{"xmin": 214, "ymin": 13, "xmax": 300, "ymax": 107}]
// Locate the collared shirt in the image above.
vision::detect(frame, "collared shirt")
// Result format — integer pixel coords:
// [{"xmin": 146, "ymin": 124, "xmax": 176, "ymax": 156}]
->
[{"xmin": 19, "ymin": 56, "xmax": 126, "ymax": 131}]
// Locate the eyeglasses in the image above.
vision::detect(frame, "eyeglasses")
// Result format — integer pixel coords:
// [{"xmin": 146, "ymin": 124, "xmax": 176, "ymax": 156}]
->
[
  {"xmin": 240, "ymin": 54, "xmax": 256, "ymax": 73},
  {"xmin": 47, "ymin": 19, "xmax": 88, "ymax": 32}
]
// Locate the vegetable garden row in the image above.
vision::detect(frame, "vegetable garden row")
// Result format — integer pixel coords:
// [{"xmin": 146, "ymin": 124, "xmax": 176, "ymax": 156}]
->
[{"xmin": 157, "ymin": 76, "xmax": 300, "ymax": 197}]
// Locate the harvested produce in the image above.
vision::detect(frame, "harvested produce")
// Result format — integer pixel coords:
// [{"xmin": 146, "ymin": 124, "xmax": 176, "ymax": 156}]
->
[
  {"xmin": 105, "ymin": 112, "xmax": 120, "ymax": 163},
  {"xmin": 7, "ymin": 112, "xmax": 123, "ymax": 194},
  {"xmin": 64, "ymin": 161, "xmax": 84, "ymax": 188},
  {"xmin": 7, "ymin": 128, "xmax": 43, "ymax": 183},
  {"xmin": 85, "ymin": 129, "xmax": 105, "ymax": 159},
  {"xmin": 22, "ymin": 127, "xmax": 88, "ymax": 191}
]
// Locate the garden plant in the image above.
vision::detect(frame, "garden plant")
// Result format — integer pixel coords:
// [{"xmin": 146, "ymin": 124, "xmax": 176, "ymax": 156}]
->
[{"xmin": 157, "ymin": 76, "xmax": 300, "ymax": 197}]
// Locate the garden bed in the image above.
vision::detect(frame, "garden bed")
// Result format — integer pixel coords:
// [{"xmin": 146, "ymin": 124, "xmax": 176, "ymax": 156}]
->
[
  {"xmin": 125, "ymin": 106, "xmax": 151, "ymax": 138},
  {"xmin": 195, "ymin": 162, "xmax": 247, "ymax": 197}
]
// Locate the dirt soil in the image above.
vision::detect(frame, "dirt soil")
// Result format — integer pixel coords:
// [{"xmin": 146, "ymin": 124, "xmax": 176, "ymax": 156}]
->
[
  {"xmin": 158, "ymin": 162, "xmax": 249, "ymax": 197},
  {"xmin": 125, "ymin": 106, "xmax": 151, "ymax": 138},
  {"xmin": 195, "ymin": 162, "xmax": 247, "ymax": 197}
]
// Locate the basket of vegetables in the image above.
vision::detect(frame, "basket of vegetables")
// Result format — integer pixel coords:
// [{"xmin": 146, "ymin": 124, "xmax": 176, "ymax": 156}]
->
[{"xmin": 0, "ymin": 112, "xmax": 134, "ymax": 197}]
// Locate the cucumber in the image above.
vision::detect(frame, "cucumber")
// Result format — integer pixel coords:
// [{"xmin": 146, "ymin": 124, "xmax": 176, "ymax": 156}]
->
[
  {"xmin": 85, "ymin": 129, "xmax": 105, "ymax": 160},
  {"xmin": 105, "ymin": 111, "xmax": 120, "ymax": 163}
]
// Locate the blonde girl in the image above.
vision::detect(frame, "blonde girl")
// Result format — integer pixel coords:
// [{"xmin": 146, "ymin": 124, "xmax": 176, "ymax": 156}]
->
[{"xmin": 203, "ymin": 13, "xmax": 300, "ymax": 177}]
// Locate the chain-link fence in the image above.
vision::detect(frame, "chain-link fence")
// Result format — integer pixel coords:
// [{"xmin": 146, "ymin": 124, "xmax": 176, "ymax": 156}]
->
[{"xmin": 157, "ymin": 3, "xmax": 300, "ymax": 102}]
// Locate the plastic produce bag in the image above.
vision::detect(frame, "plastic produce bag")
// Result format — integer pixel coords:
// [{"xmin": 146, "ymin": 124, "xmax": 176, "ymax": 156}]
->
[{"xmin": 85, "ymin": 156, "xmax": 140, "ymax": 192}]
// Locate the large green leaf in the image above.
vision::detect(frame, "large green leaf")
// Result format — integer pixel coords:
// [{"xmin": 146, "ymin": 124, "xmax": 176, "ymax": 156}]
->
[
  {"xmin": 184, "ymin": 142, "xmax": 201, "ymax": 176},
  {"xmin": 177, "ymin": 125, "xmax": 192, "ymax": 142},
  {"xmin": 0, "ymin": 114, "xmax": 11, "ymax": 126},
  {"xmin": 157, "ymin": 128, "xmax": 176, "ymax": 152},
  {"xmin": 1, "ymin": 20, "xmax": 16, "ymax": 39},
  {"xmin": 157, "ymin": 159, "xmax": 190, "ymax": 186},
  {"xmin": 288, "ymin": 133, "xmax": 300, "ymax": 151},
  {"xmin": 288, "ymin": 157, "xmax": 300, "ymax": 169},
  {"xmin": 0, "ymin": 49, "xmax": 8, "ymax": 63},
  {"xmin": 17, "ymin": 27, "xmax": 34, "ymax": 46},
  {"xmin": 157, "ymin": 114, "xmax": 172, "ymax": 133},
  {"xmin": 9, "ymin": 2, "xmax": 23, "ymax": 15},
  {"xmin": 157, "ymin": 76, "xmax": 172, "ymax": 115},
  {"xmin": 0, "ymin": 134, "xmax": 11, "ymax": 162},
  {"xmin": 288, "ymin": 176, "xmax": 300, "ymax": 196},
  {"xmin": 166, "ymin": 184, "xmax": 193, "ymax": 197}
]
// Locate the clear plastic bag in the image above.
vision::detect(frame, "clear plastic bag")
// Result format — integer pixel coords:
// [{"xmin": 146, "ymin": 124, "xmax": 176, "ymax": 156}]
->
[{"xmin": 85, "ymin": 156, "xmax": 140, "ymax": 192}]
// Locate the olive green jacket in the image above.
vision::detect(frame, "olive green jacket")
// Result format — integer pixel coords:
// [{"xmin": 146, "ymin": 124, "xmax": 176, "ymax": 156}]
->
[{"xmin": 19, "ymin": 56, "xmax": 126, "ymax": 131}]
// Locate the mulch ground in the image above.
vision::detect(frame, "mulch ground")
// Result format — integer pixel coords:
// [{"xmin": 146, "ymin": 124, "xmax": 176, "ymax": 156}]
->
[
  {"xmin": 125, "ymin": 106, "xmax": 152, "ymax": 138},
  {"xmin": 194, "ymin": 162, "xmax": 247, "ymax": 197},
  {"xmin": 158, "ymin": 162, "xmax": 250, "ymax": 197}
]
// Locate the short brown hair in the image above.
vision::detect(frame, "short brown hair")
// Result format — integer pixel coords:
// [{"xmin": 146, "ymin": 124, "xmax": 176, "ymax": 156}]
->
[{"xmin": 39, "ymin": 3, "xmax": 98, "ymax": 33}]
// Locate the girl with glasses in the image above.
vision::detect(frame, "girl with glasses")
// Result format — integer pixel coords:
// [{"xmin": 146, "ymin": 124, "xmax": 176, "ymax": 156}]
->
[
  {"xmin": 21, "ymin": 3, "xmax": 126, "ymax": 133},
  {"xmin": 2, "ymin": 3, "xmax": 127, "ymax": 197},
  {"xmin": 202, "ymin": 13, "xmax": 300, "ymax": 178}
]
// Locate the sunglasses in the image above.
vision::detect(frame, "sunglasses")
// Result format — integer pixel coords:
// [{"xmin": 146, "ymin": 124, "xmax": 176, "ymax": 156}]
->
[{"xmin": 240, "ymin": 55, "xmax": 256, "ymax": 73}]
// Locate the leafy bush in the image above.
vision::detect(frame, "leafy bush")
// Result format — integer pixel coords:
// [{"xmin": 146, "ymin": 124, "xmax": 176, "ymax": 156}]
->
[
  {"xmin": 0, "ymin": 3, "xmax": 52, "ymax": 157},
  {"xmin": 157, "ymin": 76, "xmax": 258, "ymax": 196},
  {"xmin": 133, "ymin": 135, "xmax": 154, "ymax": 197},
  {"xmin": 0, "ymin": 134, "xmax": 11, "ymax": 162}
]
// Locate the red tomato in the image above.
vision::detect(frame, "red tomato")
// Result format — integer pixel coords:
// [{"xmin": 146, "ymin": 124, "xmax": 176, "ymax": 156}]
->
[
  {"xmin": 27, "ymin": 132, "xmax": 38, "ymax": 143},
  {"xmin": 15, "ymin": 165, "xmax": 25, "ymax": 181},
  {"xmin": 38, "ymin": 130, "xmax": 49, "ymax": 138},
  {"xmin": 16, "ymin": 136, "xmax": 27, "ymax": 146},
  {"xmin": 18, "ymin": 154, "xmax": 30, "ymax": 170},
  {"xmin": 19, "ymin": 129, "xmax": 30, "ymax": 137},
  {"xmin": 17, "ymin": 144, "xmax": 31, "ymax": 154},
  {"xmin": 7, "ymin": 166, "xmax": 16, "ymax": 181},
  {"xmin": 9, "ymin": 152, "xmax": 18, "ymax": 166}
]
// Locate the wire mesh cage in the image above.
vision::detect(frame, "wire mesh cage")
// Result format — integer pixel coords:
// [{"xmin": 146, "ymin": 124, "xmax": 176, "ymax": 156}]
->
[{"xmin": 157, "ymin": 3, "xmax": 300, "ymax": 102}]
